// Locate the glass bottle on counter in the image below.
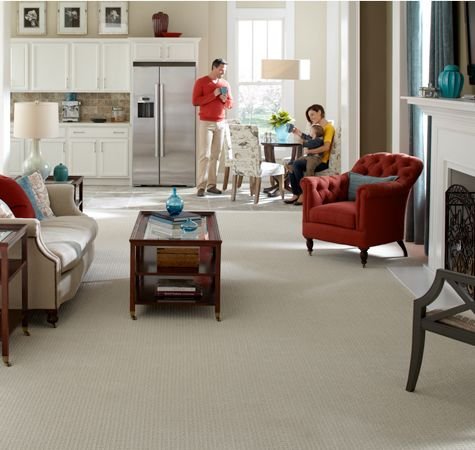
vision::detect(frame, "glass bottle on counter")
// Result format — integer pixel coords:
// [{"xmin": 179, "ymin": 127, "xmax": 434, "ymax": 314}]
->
[{"xmin": 111, "ymin": 106, "xmax": 125, "ymax": 122}]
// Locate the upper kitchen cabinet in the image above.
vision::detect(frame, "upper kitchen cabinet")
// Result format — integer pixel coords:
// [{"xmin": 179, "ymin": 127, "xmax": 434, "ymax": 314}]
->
[
  {"xmin": 131, "ymin": 38, "xmax": 200, "ymax": 62},
  {"xmin": 11, "ymin": 42, "xmax": 28, "ymax": 91},
  {"xmin": 11, "ymin": 39, "xmax": 130, "ymax": 92},
  {"xmin": 31, "ymin": 42, "xmax": 69, "ymax": 91},
  {"xmin": 71, "ymin": 40, "xmax": 129, "ymax": 92},
  {"xmin": 102, "ymin": 41, "xmax": 130, "ymax": 92}
]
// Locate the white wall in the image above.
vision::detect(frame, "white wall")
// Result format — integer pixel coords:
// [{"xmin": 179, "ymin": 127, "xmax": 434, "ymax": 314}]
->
[{"xmin": 0, "ymin": 1, "xmax": 11, "ymax": 173}]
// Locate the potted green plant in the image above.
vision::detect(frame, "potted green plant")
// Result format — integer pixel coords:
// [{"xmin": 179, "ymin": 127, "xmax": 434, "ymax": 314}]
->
[{"xmin": 269, "ymin": 110, "xmax": 294, "ymax": 142}]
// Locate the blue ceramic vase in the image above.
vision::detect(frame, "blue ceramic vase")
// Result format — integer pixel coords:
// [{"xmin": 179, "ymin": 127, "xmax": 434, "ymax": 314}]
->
[
  {"xmin": 275, "ymin": 125, "xmax": 288, "ymax": 143},
  {"xmin": 438, "ymin": 65, "xmax": 464, "ymax": 98},
  {"xmin": 53, "ymin": 163, "xmax": 69, "ymax": 181},
  {"xmin": 166, "ymin": 187, "xmax": 184, "ymax": 216}
]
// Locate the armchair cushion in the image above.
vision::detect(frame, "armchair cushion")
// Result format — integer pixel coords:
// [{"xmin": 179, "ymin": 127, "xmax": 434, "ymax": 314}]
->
[
  {"xmin": 0, "ymin": 174, "xmax": 35, "ymax": 218},
  {"xmin": 311, "ymin": 201, "xmax": 356, "ymax": 229},
  {"xmin": 348, "ymin": 172, "xmax": 398, "ymax": 201}
]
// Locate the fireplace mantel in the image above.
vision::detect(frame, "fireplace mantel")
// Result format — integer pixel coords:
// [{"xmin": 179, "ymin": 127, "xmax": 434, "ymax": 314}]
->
[{"xmin": 402, "ymin": 96, "xmax": 475, "ymax": 271}]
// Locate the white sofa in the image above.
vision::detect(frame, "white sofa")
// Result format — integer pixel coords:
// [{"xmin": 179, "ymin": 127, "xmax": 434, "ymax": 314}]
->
[{"xmin": 0, "ymin": 183, "xmax": 98, "ymax": 326}]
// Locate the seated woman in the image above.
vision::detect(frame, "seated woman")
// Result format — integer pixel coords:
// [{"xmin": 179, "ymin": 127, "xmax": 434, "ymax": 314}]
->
[{"xmin": 284, "ymin": 104, "xmax": 335, "ymax": 205}]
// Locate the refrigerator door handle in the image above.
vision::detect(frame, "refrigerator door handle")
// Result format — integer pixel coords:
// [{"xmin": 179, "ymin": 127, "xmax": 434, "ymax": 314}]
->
[
  {"xmin": 154, "ymin": 83, "xmax": 159, "ymax": 158},
  {"xmin": 159, "ymin": 83, "xmax": 164, "ymax": 158}
]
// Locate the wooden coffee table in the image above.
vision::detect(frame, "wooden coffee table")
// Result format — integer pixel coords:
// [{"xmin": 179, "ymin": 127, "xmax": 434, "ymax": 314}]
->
[{"xmin": 129, "ymin": 211, "xmax": 222, "ymax": 321}]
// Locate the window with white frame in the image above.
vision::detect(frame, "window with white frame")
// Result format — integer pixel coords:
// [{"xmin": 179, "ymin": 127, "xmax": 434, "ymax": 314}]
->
[{"xmin": 227, "ymin": 2, "xmax": 294, "ymax": 132}]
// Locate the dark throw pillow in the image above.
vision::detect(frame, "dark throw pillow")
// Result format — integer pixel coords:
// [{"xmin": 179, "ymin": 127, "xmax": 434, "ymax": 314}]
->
[{"xmin": 0, "ymin": 175, "xmax": 35, "ymax": 218}]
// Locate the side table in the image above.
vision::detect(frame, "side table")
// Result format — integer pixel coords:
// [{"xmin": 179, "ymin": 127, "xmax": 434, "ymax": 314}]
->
[
  {"xmin": 0, "ymin": 224, "xmax": 29, "ymax": 367},
  {"xmin": 45, "ymin": 175, "xmax": 84, "ymax": 211}
]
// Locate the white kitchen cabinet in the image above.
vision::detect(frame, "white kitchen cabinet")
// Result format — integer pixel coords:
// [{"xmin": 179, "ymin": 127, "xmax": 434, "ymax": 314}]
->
[
  {"xmin": 68, "ymin": 126, "xmax": 129, "ymax": 178},
  {"xmin": 40, "ymin": 139, "xmax": 67, "ymax": 167},
  {"xmin": 11, "ymin": 39, "xmax": 130, "ymax": 92},
  {"xmin": 31, "ymin": 42, "xmax": 69, "ymax": 91},
  {"xmin": 102, "ymin": 42, "xmax": 130, "ymax": 91},
  {"xmin": 71, "ymin": 42, "xmax": 101, "ymax": 91},
  {"xmin": 10, "ymin": 42, "xmax": 28, "ymax": 91},
  {"xmin": 98, "ymin": 140, "xmax": 129, "ymax": 177},
  {"xmin": 131, "ymin": 38, "xmax": 200, "ymax": 62},
  {"xmin": 69, "ymin": 140, "xmax": 97, "ymax": 177},
  {"xmin": 5, "ymin": 138, "xmax": 25, "ymax": 175}
]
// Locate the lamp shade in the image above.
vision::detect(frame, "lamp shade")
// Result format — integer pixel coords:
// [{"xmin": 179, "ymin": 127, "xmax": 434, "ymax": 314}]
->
[
  {"xmin": 261, "ymin": 59, "xmax": 311, "ymax": 80},
  {"xmin": 13, "ymin": 102, "xmax": 59, "ymax": 139}
]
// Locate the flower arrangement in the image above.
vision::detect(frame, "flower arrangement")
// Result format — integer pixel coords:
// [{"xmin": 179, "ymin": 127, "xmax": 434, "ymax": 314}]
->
[{"xmin": 268, "ymin": 110, "xmax": 294, "ymax": 129}]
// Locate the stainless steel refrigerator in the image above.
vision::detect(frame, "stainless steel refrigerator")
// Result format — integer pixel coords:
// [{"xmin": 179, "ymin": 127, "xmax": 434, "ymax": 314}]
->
[{"xmin": 132, "ymin": 62, "xmax": 196, "ymax": 186}]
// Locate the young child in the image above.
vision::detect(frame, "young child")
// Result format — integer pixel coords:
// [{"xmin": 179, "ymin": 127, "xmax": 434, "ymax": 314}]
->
[{"xmin": 286, "ymin": 124, "xmax": 324, "ymax": 176}]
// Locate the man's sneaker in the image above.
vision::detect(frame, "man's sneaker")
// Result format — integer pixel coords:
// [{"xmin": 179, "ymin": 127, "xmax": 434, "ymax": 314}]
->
[
  {"xmin": 206, "ymin": 186, "xmax": 222, "ymax": 195},
  {"xmin": 197, "ymin": 188, "xmax": 205, "ymax": 197}
]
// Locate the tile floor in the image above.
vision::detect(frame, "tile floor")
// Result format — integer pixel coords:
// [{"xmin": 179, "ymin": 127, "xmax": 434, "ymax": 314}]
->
[{"xmin": 83, "ymin": 184, "xmax": 296, "ymax": 212}]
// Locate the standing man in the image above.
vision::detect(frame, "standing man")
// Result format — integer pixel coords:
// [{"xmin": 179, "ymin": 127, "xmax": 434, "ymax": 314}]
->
[{"xmin": 192, "ymin": 58, "xmax": 233, "ymax": 197}]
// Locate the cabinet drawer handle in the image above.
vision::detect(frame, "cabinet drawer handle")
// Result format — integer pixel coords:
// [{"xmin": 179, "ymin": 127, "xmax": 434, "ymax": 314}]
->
[
  {"xmin": 72, "ymin": 131, "xmax": 85, "ymax": 134},
  {"xmin": 112, "ymin": 131, "xmax": 125, "ymax": 134}
]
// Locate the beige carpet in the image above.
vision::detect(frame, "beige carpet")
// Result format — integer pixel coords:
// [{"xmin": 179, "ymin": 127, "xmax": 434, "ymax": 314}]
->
[{"xmin": 1, "ymin": 210, "xmax": 474, "ymax": 450}]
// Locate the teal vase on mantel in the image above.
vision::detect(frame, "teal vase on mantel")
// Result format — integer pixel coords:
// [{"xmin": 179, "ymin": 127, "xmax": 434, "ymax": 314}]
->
[
  {"xmin": 165, "ymin": 187, "xmax": 184, "ymax": 216},
  {"xmin": 274, "ymin": 125, "xmax": 288, "ymax": 143},
  {"xmin": 438, "ymin": 65, "xmax": 464, "ymax": 98}
]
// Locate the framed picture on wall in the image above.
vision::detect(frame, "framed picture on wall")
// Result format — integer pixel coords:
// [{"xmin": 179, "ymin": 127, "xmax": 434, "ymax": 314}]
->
[
  {"xmin": 18, "ymin": 1, "xmax": 46, "ymax": 35},
  {"xmin": 98, "ymin": 1, "xmax": 128, "ymax": 35},
  {"xmin": 57, "ymin": 2, "xmax": 87, "ymax": 35}
]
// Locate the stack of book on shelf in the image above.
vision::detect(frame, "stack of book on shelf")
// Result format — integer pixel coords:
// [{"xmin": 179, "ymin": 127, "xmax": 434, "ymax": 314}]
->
[
  {"xmin": 149, "ymin": 211, "xmax": 202, "ymax": 233},
  {"xmin": 155, "ymin": 279, "xmax": 202, "ymax": 299},
  {"xmin": 156, "ymin": 247, "xmax": 200, "ymax": 268}
]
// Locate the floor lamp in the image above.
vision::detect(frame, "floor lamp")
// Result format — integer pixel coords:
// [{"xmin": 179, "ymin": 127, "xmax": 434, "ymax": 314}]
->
[{"xmin": 13, "ymin": 101, "xmax": 59, "ymax": 179}]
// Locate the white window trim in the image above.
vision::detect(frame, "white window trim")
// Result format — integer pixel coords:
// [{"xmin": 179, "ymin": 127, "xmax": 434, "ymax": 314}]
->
[{"xmin": 227, "ymin": 1, "xmax": 295, "ymax": 121}]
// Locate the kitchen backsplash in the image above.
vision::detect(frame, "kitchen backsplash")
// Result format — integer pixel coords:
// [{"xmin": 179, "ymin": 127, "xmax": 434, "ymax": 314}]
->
[{"xmin": 10, "ymin": 93, "xmax": 130, "ymax": 123}]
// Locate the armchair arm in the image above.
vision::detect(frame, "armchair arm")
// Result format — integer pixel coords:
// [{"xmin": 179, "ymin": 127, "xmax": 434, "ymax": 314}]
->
[
  {"xmin": 356, "ymin": 182, "xmax": 409, "ymax": 235},
  {"xmin": 301, "ymin": 173, "xmax": 349, "ymax": 220},
  {"xmin": 46, "ymin": 184, "xmax": 82, "ymax": 216}
]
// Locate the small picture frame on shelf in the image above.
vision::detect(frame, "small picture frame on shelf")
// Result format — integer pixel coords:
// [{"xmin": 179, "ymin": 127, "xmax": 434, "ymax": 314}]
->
[
  {"xmin": 98, "ymin": 1, "xmax": 128, "ymax": 35},
  {"xmin": 18, "ymin": 1, "xmax": 46, "ymax": 35},
  {"xmin": 57, "ymin": 1, "xmax": 87, "ymax": 35}
]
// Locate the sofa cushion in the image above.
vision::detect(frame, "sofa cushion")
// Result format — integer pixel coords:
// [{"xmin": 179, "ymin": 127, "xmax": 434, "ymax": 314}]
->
[
  {"xmin": 0, "ymin": 175, "xmax": 35, "ymax": 218},
  {"xmin": 310, "ymin": 201, "xmax": 357, "ymax": 229},
  {"xmin": 16, "ymin": 175, "xmax": 45, "ymax": 220},
  {"xmin": 0, "ymin": 199, "xmax": 14, "ymax": 218},
  {"xmin": 27, "ymin": 172, "xmax": 54, "ymax": 218},
  {"xmin": 348, "ymin": 172, "xmax": 398, "ymax": 201},
  {"xmin": 40, "ymin": 215, "xmax": 98, "ymax": 273}
]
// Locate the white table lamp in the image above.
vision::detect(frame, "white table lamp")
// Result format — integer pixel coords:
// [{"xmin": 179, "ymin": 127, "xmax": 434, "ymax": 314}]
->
[
  {"xmin": 261, "ymin": 59, "xmax": 311, "ymax": 80},
  {"xmin": 13, "ymin": 101, "xmax": 59, "ymax": 179}
]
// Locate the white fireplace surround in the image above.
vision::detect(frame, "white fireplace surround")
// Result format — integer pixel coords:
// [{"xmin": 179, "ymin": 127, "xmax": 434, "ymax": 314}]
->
[{"xmin": 404, "ymin": 96, "xmax": 475, "ymax": 272}]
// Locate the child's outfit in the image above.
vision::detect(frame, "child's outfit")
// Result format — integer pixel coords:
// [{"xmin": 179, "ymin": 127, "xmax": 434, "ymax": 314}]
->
[{"xmin": 286, "ymin": 134, "xmax": 324, "ymax": 176}]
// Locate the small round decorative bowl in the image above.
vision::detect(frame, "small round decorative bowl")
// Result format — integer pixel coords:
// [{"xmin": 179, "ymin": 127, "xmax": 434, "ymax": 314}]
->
[{"xmin": 180, "ymin": 218, "xmax": 198, "ymax": 232}]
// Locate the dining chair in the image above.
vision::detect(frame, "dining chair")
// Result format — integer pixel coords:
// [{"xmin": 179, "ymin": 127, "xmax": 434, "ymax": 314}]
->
[{"xmin": 228, "ymin": 124, "xmax": 285, "ymax": 204}]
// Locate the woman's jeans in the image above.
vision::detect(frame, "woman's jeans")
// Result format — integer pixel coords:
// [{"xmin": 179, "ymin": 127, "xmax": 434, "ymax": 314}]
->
[{"xmin": 289, "ymin": 159, "xmax": 329, "ymax": 196}]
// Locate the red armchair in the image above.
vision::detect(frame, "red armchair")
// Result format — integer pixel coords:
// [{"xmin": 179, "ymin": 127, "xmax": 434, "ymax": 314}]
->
[{"xmin": 301, "ymin": 152, "xmax": 423, "ymax": 267}]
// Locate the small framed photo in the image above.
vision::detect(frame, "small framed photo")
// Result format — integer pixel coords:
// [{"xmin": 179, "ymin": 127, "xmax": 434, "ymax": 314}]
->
[
  {"xmin": 18, "ymin": 1, "xmax": 46, "ymax": 35},
  {"xmin": 98, "ymin": 1, "xmax": 128, "ymax": 35},
  {"xmin": 57, "ymin": 2, "xmax": 87, "ymax": 35}
]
